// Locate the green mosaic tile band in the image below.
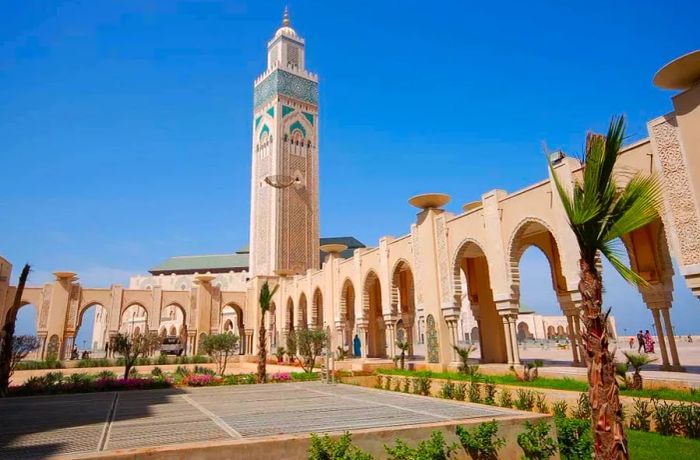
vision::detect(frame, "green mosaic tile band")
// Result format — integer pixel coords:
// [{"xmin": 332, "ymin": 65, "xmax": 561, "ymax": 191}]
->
[{"xmin": 254, "ymin": 69, "xmax": 318, "ymax": 109}]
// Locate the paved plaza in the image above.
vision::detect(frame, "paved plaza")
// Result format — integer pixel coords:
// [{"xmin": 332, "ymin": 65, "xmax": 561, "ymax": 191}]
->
[{"xmin": 0, "ymin": 382, "xmax": 520, "ymax": 460}]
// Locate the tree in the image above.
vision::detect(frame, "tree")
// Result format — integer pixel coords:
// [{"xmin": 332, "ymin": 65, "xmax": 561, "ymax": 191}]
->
[
  {"xmin": 296, "ymin": 328, "xmax": 327, "ymax": 373},
  {"xmin": 395, "ymin": 340, "xmax": 409, "ymax": 370},
  {"xmin": 549, "ymin": 115, "xmax": 662, "ymax": 459},
  {"xmin": 0, "ymin": 263, "xmax": 30, "ymax": 397},
  {"xmin": 622, "ymin": 351, "xmax": 656, "ymax": 390},
  {"xmin": 454, "ymin": 344, "xmax": 479, "ymax": 378},
  {"xmin": 112, "ymin": 332, "xmax": 161, "ymax": 379},
  {"xmin": 257, "ymin": 281, "xmax": 279, "ymax": 383},
  {"xmin": 286, "ymin": 330, "xmax": 297, "ymax": 362},
  {"xmin": 201, "ymin": 333, "xmax": 240, "ymax": 376}
]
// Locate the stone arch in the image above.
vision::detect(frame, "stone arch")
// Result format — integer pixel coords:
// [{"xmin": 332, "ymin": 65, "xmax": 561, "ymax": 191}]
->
[
  {"xmin": 298, "ymin": 293, "xmax": 308, "ymax": 330},
  {"xmin": 391, "ymin": 260, "xmax": 416, "ymax": 356},
  {"xmin": 547, "ymin": 325, "xmax": 556, "ymax": 339},
  {"xmin": 75, "ymin": 303, "xmax": 107, "ymax": 354},
  {"xmin": 517, "ymin": 321, "xmax": 532, "ymax": 341},
  {"xmin": 556, "ymin": 325, "xmax": 566, "ymax": 337},
  {"xmin": 312, "ymin": 287, "xmax": 323, "ymax": 329},
  {"xmin": 452, "ymin": 238, "xmax": 508, "ymax": 363},
  {"xmin": 9, "ymin": 302, "xmax": 41, "ymax": 360},
  {"xmin": 507, "ymin": 217, "xmax": 568, "ymax": 300},
  {"xmin": 158, "ymin": 303, "xmax": 186, "ymax": 351},
  {"xmin": 340, "ymin": 279, "xmax": 356, "ymax": 348},
  {"xmin": 221, "ymin": 303, "xmax": 244, "ymax": 332},
  {"xmin": 470, "ymin": 327, "xmax": 480, "ymax": 343},
  {"xmin": 120, "ymin": 304, "xmax": 148, "ymax": 335},
  {"xmin": 363, "ymin": 271, "xmax": 386, "ymax": 358},
  {"xmin": 198, "ymin": 332, "xmax": 207, "ymax": 354}
]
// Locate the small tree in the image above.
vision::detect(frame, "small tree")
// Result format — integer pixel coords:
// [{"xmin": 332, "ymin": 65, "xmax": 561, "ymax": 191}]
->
[
  {"xmin": 454, "ymin": 344, "xmax": 479, "ymax": 377},
  {"xmin": 112, "ymin": 332, "xmax": 161, "ymax": 379},
  {"xmin": 622, "ymin": 351, "xmax": 656, "ymax": 390},
  {"xmin": 395, "ymin": 340, "xmax": 409, "ymax": 369},
  {"xmin": 296, "ymin": 328, "xmax": 327, "ymax": 373},
  {"xmin": 286, "ymin": 330, "xmax": 298, "ymax": 362},
  {"xmin": 201, "ymin": 333, "xmax": 240, "ymax": 376},
  {"xmin": 0, "ymin": 263, "xmax": 30, "ymax": 397},
  {"xmin": 257, "ymin": 281, "xmax": 279, "ymax": 383}
]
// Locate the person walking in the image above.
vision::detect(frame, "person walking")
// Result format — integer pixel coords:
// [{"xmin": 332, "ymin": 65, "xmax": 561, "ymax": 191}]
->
[
  {"xmin": 643, "ymin": 330, "xmax": 655, "ymax": 354},
  {"xmin": 628, "ymin": 337, "xmax": 635, "ymax": 349},
  {"xmin": 636, "ymin": 330, "xmax": 645, "ymax": 353}
]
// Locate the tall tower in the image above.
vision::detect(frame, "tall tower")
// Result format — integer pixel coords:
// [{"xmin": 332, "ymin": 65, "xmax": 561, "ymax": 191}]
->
[{"xmin": 249, "ymin": 9, "xmax": 320, "ymax": 276}]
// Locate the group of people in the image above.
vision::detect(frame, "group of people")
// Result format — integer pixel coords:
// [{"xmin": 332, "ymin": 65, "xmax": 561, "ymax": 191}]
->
[{"xmin": 628, "ymin": 330, "xmax": 655, "ymax": 353}]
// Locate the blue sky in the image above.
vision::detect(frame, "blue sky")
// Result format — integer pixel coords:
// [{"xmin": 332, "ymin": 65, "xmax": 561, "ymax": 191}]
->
[{"xmin": 2, "ymin": 1, "xmax": 699, "ymax": 344}]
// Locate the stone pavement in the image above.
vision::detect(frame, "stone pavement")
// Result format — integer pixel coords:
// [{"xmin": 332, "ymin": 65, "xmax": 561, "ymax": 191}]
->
[{"xmin": 0, "ymin": 381, "xmax": 519, "ymax": 460}]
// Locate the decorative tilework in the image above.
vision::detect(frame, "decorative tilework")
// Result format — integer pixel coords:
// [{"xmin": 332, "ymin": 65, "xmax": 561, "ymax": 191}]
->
[
  {"xmin": 426, "ymin": 314, "xmax": 439, "ymax": 363},
  {"xmin": 267, "ymin": 107, "xmax": 275, "ymax": 118},
  {"xmin": 289, "ymin": 120, "xmax": 306, "ymax": 138},
  {"xmin": 255, "ymin": 115, "xmax": 262, "ymax": 129},
  {"xmin": 254, "ymin": 69, "xmax": 318, "ymax": 109},
  {"xmin": 259, "ymin": 124, "xmax": 270, "ymax": 140},
  {"xmin": 303, "ymin": 112, "xmax": 314, "ymax": 125},
  {"xmin": 283, "ymin": 105, "xmax": 295, "ymax": 117}
]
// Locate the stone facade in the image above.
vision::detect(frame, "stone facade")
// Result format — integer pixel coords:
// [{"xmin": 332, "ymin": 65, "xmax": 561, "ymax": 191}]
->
[{"xmin": 1, "ymin": 17, "xmax": 698, "ymax": 372}]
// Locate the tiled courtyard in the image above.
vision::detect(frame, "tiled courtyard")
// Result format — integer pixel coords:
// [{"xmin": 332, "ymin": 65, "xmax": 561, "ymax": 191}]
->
[{"xmin": 0, "ymin": 382, "xmax": 519, "ymax": 459}]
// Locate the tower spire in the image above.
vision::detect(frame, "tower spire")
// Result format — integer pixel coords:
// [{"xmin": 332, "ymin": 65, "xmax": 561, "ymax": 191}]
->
[{"xmin": 282, "ymin": 6, "xmax": 290, "ymax": 27}]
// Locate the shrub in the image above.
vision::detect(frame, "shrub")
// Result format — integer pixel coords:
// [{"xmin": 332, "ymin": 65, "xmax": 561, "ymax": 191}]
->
[
  {"xmin": 653, "ymin": 399, "xmax": 679, "ymax": 436},
  {"xmin": 468, "ymin": 381, "xmax": 482, "ymax": 404},
  {"xmin": 384, "ymin": 376, "xmax": 393, "ymax": 391},
  {"xmin": 151, "ymin": 367, "xmax": 163, "ymax": 377},
  {"xmin": 454, "ymin": 383, "xmax": 467, "ymax": 401},
  {"xmin": 308, "ymin": 432, "xmax": 373, "ymax": 460},
  {"xmin": 454, "ymin": 345, "xmax": 480, "ymax": 378},
  {"xmin": 517, "ymin": 420, "xmax": 557, "ymax": 460},
  {"xmin": 676, "ymin": 403, "xmax": 700, "ymax": 439},
  {"xmin": 385, "ymin": 430, "xmax": 457, "ymax": 460},
  {"xmin": 156, "ymin": 354, "xmax": 168, "ymax": 365},
  {"xmin": 393, "ymin": 378, "xmax": 402, "ymax": 392},
  {"xmin": 439, "ymin": 380, "xmax": 455, "ymax": 399},
  {"xmin": 514, "ymin": 389, "xmax": 536, "ymax": 411},
  {"xmin": 77, "ymin": 358, "xmax": 111, "ymax": 368},
  {"xmin": 193, "ymin": 365, "xmax": 216, "ymax": 376},
  {"xmin": 571, "ymin": 393, "xmax": 591, "ymax": 420},
  {"xmin": 192, "ymin": 355, "xmax": 210, "ymax": 363},
  {"xmin": 44, "ymin": 371, "xmax": 65, "ymax": 385},
  {"xmin": 483, "ymin": 381, "xmax": 497, "ymax": 405},
  {"xmin": 498, "ymin": 388, "xmax": 513, "ymax": 408},
  {"xmin": 629, "ymin": 398, "xmax": 652, "ymax": 432},
  {"xmin": 16, "ymin": 359, "xmax": 64, "ymax": 370},
  {"xmin": 535, "ymin": 393, "xmax": 549, "ymax": 414},
  {"xmin": 456, "ymin": 420, "xmax": 505, "ymax": 460},
  {"xmin": 184, "ymin": 374, "xmax": 217, "ymax": 387},
  {"xmin": 554, "ymin": 416, "xmax": 592, "ymax": 460},
  {"xmin": 270, "ymin": 372, "xmax": 292, "ymax": 382},
  {"xmin": 97, "ymin": 370, "xmax": 116, "ymax": 380},
  {"xmin": 415, "ymin": 376, "xmax": 431, "ymax": 396},
  {"xmin": 67, "ymin": 373, "xmax": 94, "ymax": 384},
  {"xmin": 402, "ymin": 378, "xmax": 411, "ymax": 394},
  {"xmin": 552, "ymin": 401, "xmax": 568, "ymax": 419}
]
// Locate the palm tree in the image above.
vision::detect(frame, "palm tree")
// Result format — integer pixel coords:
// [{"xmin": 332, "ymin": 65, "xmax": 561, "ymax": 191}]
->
[
  {"xmin": 257, "ymin": 281, "xmax": 279, "ymax": 383},
  {"xmin": 622, "ymin": 351, "xmax": 656, "ymax": 390},
  {"xmin": 453, "ymin": 344, "xmax": 479, "ymax": 378},
  {"xmin": 395, "ymin": 340, "xmax": 409, "ymax": 369},
  {"xmin": 0, "ymin": 264, "xmax": 30, "ymax": 397},
  {"xmin": 550, "ymin": 116, "xmax": 662, "ymax": 459}
]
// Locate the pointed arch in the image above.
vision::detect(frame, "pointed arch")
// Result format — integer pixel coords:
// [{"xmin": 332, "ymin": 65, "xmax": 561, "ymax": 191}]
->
[{"xmin": 312, "ymin": 287, "xmax": 323, "ymax": 329}]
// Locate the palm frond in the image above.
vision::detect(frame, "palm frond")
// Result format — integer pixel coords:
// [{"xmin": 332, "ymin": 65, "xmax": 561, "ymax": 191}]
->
[{"xmin": 600, "ymin": 239, "xmax": 647, "ymax": 285}]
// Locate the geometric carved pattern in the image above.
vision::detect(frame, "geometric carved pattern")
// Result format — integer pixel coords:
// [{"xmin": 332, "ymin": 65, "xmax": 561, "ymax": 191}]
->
[
  {"xmin": 254, "ymin": 69, "xmax": 318, "ymax": 109},
  {"xmin": 39, "ymin": 284, "xmax": 53, "ymax": 330},
  {"xmin": 651, "ymin": 118, "xmax": 700, "ymax": 266},
  {"xmin": 426, "ymin": 314, "xmax": 439, "ymax": 363}
]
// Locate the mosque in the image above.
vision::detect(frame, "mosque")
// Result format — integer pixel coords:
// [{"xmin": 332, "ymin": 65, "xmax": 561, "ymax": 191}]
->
[{"xmin": 2, "ymin": 11, "xmax": 700, "ymax": 372}]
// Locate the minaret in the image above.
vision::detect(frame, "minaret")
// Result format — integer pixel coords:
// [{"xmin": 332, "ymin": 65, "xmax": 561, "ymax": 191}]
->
[{"xmin": 249, "ymin": 9, "xmax": 320, "ymax": 276}]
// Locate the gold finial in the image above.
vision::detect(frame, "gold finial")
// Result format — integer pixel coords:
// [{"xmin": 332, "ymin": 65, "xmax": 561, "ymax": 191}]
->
[{"xmin": 282, "ymin": 6, "xmax": 290, "ymax": 27}]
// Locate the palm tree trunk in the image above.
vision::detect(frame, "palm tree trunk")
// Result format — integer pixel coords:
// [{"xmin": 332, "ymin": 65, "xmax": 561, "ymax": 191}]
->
[
  {"xmin": 0, "ymin": 264, "xmax": 30, "ymax": 397},
  {"xmin": 579, "ymin": 259, "xmax": 628, "ymax": 459},
  {"xmin": 257, "ymin": 312, "xmax": 267, "ymax": 383}
]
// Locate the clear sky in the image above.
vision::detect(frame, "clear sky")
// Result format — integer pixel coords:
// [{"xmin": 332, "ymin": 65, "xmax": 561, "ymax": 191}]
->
[{"xmin": 2, "ymin": 1, "xmax": 699, "ymax": 346}]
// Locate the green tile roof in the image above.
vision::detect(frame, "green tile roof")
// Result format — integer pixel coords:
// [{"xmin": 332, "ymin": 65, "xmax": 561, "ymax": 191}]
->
[{"xmin": 149, "ymin": 236, "xmax": 365, "ymax": 274}]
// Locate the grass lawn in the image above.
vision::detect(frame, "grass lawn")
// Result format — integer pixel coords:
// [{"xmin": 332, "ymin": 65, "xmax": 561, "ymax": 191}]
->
[
  {"xmin": 628, "ymin": 430, "xmax": 700, "ymax": 459},
  {"xmin": 375, "ymin": 368, "xmax": 699, "ymax": 403}
]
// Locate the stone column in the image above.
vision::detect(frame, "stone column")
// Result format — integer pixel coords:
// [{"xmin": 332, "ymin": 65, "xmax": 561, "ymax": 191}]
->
[
  {"xmin": 383, "ymin": 314, "xmax": 397, "ymax": 359},
  {"xmin": 244, "ymin": 329, "xmax": 254, "ymax": 355},
  {"xmin": 660, "ymin": 308, "xmax": 683, "ymax": 369},
  {"xmin": 500, "ymin": 313, "xmax": 514, "ymax": 364},
  {"xmin": 444, "ymin": 317, "xmax": 460, "ymax": 362},
  {"xmin": 334, "ymin": 320, "xmax": 344, "ymax": 352},
  {"xmin": 357, "ymin": 320, "xmax": 369, "ymax": 358},
  {"xmin": 188, "ymin": 332, "xmax": 196, "ymax": 355},
  {"xmin": 650, "ymin": 308, "xmax": 671, "ymax": 369},
  {"xmin": 62, "ymin": 335, "xmax": 75, "ymax": 360},
  {"xmin": 565, "ymin": 311, "xmax": 581, "ymax": 366},
  {"xmin": 508, "ymin": 314, "xmax": 520, "ymax": 364}
]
